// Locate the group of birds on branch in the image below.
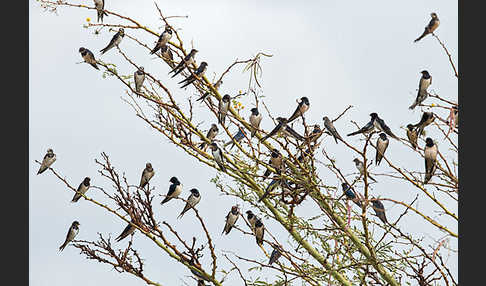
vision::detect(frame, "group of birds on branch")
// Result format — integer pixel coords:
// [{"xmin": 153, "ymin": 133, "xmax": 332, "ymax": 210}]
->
[{"xmin": 39, "ymin": 3, "xmax": 458, "ymax": 282}]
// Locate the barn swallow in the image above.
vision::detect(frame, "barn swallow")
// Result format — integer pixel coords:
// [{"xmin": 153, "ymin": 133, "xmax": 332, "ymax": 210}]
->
[
  {"xmin": 150, "ymin": 26, "xmax": 172, "ymax": 55},
  {"xmin": 71, "ymin": 177, "xmax": 91, "ymax": 203},
  {"xmin": 199, "ymin": 124, "xmax": 219, "ymax": 152},
  {"xmin": 306, "ymin": 124, "xmax": 323, "ymax": 143},
  {"xmin": 353, "ymin": 158, "xmax": 377, "ymax": 182},
  {"xmin": 423, "ymin": 137, "xmax": 438, "ymax": 184},
  {"xmin": 249, "ymin": 107, "xmax": 262, "ymax": 138},
  {"xmin": 323, "ymin": 116, "xmax": 343, "ymax": 143},
  {"xmin": 169, "ymin": 48, "xmax": 198, "ymax": 78},
  {"xmin": 414, "ymin": 13, "xmax": 440, "ymax": 43},
  {"xmin": 283, "ymin": 125, "xmax": 305, "ymax": 141},
  {"xmin": 37, "ymin": 148, "xmax": 56, "ymax": 175},
  {"xmin": 263, "ymin": 149, "xmax": 283, "ymax": 178},
  {"xmin": 93, "ymin": 0, "xmax": 108, "ymax": 23},
  {"xmin": 259, "ymin": 178, "xmax": 282, "ymax": 202},
  {"xmin": 179, "ymin": 62, "xmax": 208, "ymax": 88},
  {"xmin": 269, "ymin": 243, "xmax": 283, "ymax": 265},
  {"xmin": 406, "ymin": 124, "xmax": 419, "ymax": 150},
  {"xmin": 347, "ymin": 113, "xmax": 378, "ymax": 137},
  {"xmin": 260, "ymin": 117, "xmax": 288, "ymax": 142},
  {"xmin": 287, "ymin": 97, "xmax": 310, "ymax": 123},
  {"xmin": 225, "ymin": 126, "xmax": 246, "ymax": 150},
  {"xmin": 254, "ymin": 218, "xmax": 265, "ymax": 245},
  {"xmin": 246, "ymin": 210, "xmax": 257, "ymax": 230},
  {"xmin": 79, "ymin": 47, "xmax": 99, "ymax": 70},
  {"xmin": 134, "ymin": 66, "xmax": 145, "ymax": 94},
  {"xmin": 222, "ymin": 205, "xmax": 240, "ymax": 235},
  {"xmin": 100, "ymin": 28, "xmax": 124, "ymax": 55},
  {"xmin": 161, "ymin": 176, "xmax": 182, "ymax": 204},
  {"xmin": 178, "ymin": 188, "xmax": 201, "ymax": 219},
  {"xmin": 209, "ymin": 142, "xmax": 226, "ymax": 172},
  {"xmin": 413, "ymin": 111, "xmax": 435, "ymax": 137},
  {"xmin": 342, "ymin": 183, "xmax": 362, "ymax": 207},
  {"xmin": 115, "ymin": 220, "xmax": 136, "ymax": 242},
  {"xmin": 139, "ymin": 162, "xmax": 155, "ymax": 189},
  {"xmin": 160, "ymin": 45, "xmax": 175, "ymax": 68},
  {"xmin": 371, "ymin": 199, "xmax": 388, "ymax": 224},
  {"xmin": 373, "ymin": 114, "xmax": 399, "ymax": 140},
  {"xmin": 409, "ymin": 70, "xmax": 432, "ymax": 110},
  {"xmin": 196, "ymin": 80, "xmax": 222, "ymax": 102},
  {"xmin": 59, "ymin": 221, "xmax": 80, "ymax": 252},
  {"xmin": 218, "ymin": 94, "xmax": 231, "ymax": 125},
  {"xmin": 375, "ymin": 133, "xmax": 389, "ymax": 166},
  {"xmin": 453, "ymin": 106, "xmax": 458, "ymax": 128}
]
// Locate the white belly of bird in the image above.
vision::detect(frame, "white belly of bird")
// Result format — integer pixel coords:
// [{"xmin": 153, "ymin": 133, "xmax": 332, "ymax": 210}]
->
[{"xmin": 171, "ymin": 185, "xmax": 182, "ymax": 198}]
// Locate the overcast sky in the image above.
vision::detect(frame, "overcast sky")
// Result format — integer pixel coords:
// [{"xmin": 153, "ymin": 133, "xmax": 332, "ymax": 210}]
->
[{"xmin": 30, "ymin": 1, "xmax": 457, "ymax": 285}]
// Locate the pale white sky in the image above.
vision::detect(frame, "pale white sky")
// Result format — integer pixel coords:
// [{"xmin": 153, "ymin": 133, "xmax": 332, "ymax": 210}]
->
[{"xmin": 30, "ymin": 1, "xmax": 457, "ymax": 285}]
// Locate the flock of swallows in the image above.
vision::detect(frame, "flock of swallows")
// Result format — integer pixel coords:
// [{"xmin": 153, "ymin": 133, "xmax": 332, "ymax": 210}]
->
[{"xmin": 38, "ymin": 4, "xmax": 457, "ymax": 280}]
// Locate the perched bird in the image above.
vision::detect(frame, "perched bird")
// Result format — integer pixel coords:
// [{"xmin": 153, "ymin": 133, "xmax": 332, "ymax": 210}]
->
[
  {"xmin": 406, "ymin": 124, "xmax": 419, "ymax": 150},
  {"xmin": 246, "ymin": 210, "xmax": 257, "ymax": 230},
  {"xmin": 179, "ymin": 62, "xmax": 208, "ymax": 89},
  {"xmin": 79, "ymin": 47, "xmax": 99, "ymax": 70},
  {"xmin": 178, "ymin": 189, "xmax": 201, "ymax": 219},
  {"xmin": 373, "ymin": 113, "xmax": 399, "ymax": 140},
  {"xmin": 133, "ymin": 66, "xmax": 145, "ymax": 94},
  {"xmin": 209, "ymin": 142, "xmax": 226, "ymax": 172},
  {"xmin": 222, "ymin": 205, "xmax": 240, "ymax": 235},
  {"xmin": 115, "ymin": 221, "xmax": 136, "ymax": 242},
  {"xmin": 305, "ymin": 124, "xmax": 323, "ymax": 143},
  {"xmin": 59, "ymin": 221, "xmax": 80, "ymax": 252},
  {"xmin": 196, "ymin": 80, "xmax": 222, "ymax": 102},
  {"xmin": 254, "ymin": 219, "xmax": 265, "ymax": 245},
  {"xmin": 287, "ymin": 97, "xmax": 310, "ymax": 123},
  {"xmin": 199, "ymin": 124, "xmax": 219, "ymax": 152},
  {"xmin": 263, "ymin": 149, "xmax": 283, "ymax": 178},
  {"xmin": 260, "ymin": 117, "xmax": 288, "ymax": 142},
  {"xmin": 423, "ymin": 137, "xmax": 438, "ymax": 184},
  {"xmin": 371, "ymin": 199, "xmax": 388, "ymax": 224},
  {"xmin": 218, "ymin": 94, "xmax": 231, "ymax": 125},
  {"xmin": 409, "ymin": 70, "xmax": 432, "ymax": 110},
  {"xmin": 150, "ymin": 26, "xmax": 172, "ymax": 55},
  {"xmin": 161, "ymin": 176, "xmax": 182, "ymax": 204},
  {"xmin": 139, "ymin": 162, "xmax": 155, "ymax": 189},
  {"xmin": 169, "ymin": 48, "xmax": 198, "ymax": 78},
  {"xmin": 100, "ymin": 28, "xmax": 124, "ymax": 55},
  {"xmin": 375, "ymin": 133, "xmax": 389, "ymax": 166},
  {"xmin": 71, "ymin": 177, "xmax": 91, "ymax": 203},
  {"xmin": 414, "ymin": 13, "xmax": 440, "ymax": 43},
  {"xmin": 323, "ymin": 116, "xmax": 343, "ymax": 144},
  {"xmin": 259, "ymin": 178, "xmax": 282, "ymax": 202},
  {"xmin": 283, "ymin": 125, "xmax": 306, "ymax": 141},
  {"xmin": 37, "ymin": 148, "xmax": 56, "ymax": 175},
  {"xmin": 347, "ymin": 113, "xmax": 378, "ymax": 137},
  {"xmin": 93, "ymin": 0, "xmax": 108, "ymax": 23},
  {"xmin": 160, "ymin": 45, "xmax": 174, "ymax": 68},
  {"xmin": 269, "ymin": 243, "xmax": 283, "ymax": 265},
  {"xmin": 353, "ymin": 158, "xmax": 377, "ymax": 183},
  {"xmin": 225, "ymin": 126, "xmax": 246, "ymax": 150},
  {"xmin": 342, "ymin": 183, "xmax": 362, "ymax": 207},
  {"xmin": 249, "ymin": 107, "xmax": 262, "ymax": 138},
  {"xmin": 413, "ymin": 111, "xmax": 435, "ymax": 137},
  {"xmin": 347, "ymin": 113, "xmax": 398, "ymax": 140}
]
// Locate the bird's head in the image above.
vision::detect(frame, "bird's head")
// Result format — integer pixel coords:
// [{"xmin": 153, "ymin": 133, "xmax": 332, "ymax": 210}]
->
[
  {"xmin": 209, "ymin": 142, "xmax": 218, "ymax": 151},
  {"xmin": 72, "ymin": 221, "xmax": 81, "ymax": 227},
  {"xmin": 84, "ymin": 177, "xmax": 91, "ymax": 184},
  {"xmin": 276, "ymin": 117, "xmax": 287, "ymax": 123},
  {"xmin": 250, "ymin": 107, "xmax": 259, "ymax": 115},
  {"xmin": 421, "ymin": 70, "xmax": 429, "ymax": 76},
  {"xmin": 271, "ymin": 148, "xmax": 280, "ymax": 157},
  {"xmin": 222, "ymin": 94, "xmax": 231, "ymax": 102},
  {"xmin": 78, "ymin": 47, "xmax": 85, "ymax": 53},
  {"xmin": 341, "ymin": 182, "xmax": 350, "ymax": 190},
  {"xmin": 300, "ymin": 96, "xmax": 309, "ymax": 104},
  {"xmin": 353, "ymin": 158, "xmax": 361, "ymax": 164},
  {"xmin": 139, "ymin": 66, "xmax": 144, "ymax": 71},
  {"xmin": 369, "ymin": 112, "xmax": 378, "ymax": 119},
  {"xmin": 431, "ymin": 12, "xmax": 438, "ymax": 18},
  {"xmin": 231, "ymin": 205, "xmax": 239, "ymax": 214},
  {"xmin": 119, "ymin": 28, "xmax": 125, "ymax": 34},
  {"xmin": 406, "ymin": 124, "xmax": 415, "ymax": 131},
  {"xmin": 379, "ymin": 133, "xmax": 387, "ymax": 140},
  {"xmin": 200, "ymin": 61, "xmax": 208, "ymax": 68},
  {"xmin": 190, "ymin": 188, "xmax": 199, "ymax": 195},
  {"xmin": 146, "ymin": 162, "xmax": 152, "ymax": 169},
  {"xmin": 246, "ymin": 210, "xmax": 254, "ymax": 217},
  {"xmin": 191, "ymin": 48, "xmax": 199, "ymax": 54},
  {"xmin": 425, "ymin": 137, "xmax": 434, "ymax": 147},
  {"xmin": 169, "ymin": 176, "xmax": 179, "ymax": 184},
  {"xmin": 322, "ymin": 116, "xmax": 330, "ymax": 122},
  {"xmin": 211, "ymin": 123, "xmax": 218, "ymax": 130},
  {"xmin": 47, "ymin": 148, "xmax": 54, "ymax": 153}
]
